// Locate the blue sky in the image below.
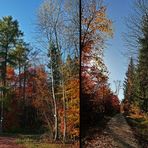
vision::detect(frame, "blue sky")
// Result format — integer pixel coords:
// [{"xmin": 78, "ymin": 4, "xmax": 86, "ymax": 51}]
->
[
  {"xmin": 104, "ymin": 0, "xmax": 134, "ymax": 100},
  {"xmin": 0, "ymin": 0, "xmax": 42, "ymax": 43}
]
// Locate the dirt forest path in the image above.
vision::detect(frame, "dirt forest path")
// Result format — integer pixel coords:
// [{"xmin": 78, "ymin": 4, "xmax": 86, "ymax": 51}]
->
[
  {"xmin": 84, "ymin": 114, "xmax": 142, "ymax": 148},
  {"xmin": 0, "ymin": 136, "xmax": 24, "ymax": 148}
]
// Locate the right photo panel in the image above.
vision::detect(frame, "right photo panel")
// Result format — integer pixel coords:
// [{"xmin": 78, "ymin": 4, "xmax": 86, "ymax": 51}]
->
[{"xmin": 81, "ymin": 0, "xmax": 148, "ymax": 147}]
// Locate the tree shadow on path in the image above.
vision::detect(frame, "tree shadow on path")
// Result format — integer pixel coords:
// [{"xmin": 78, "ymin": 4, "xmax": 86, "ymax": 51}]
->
[
  {"xmin": 82, "ymin": 113, "xmax": 142, "ymax": 148},
  {"xmin": 81, "ymin": 114, "xmax": 112, "ymax": 146},
  {"xmin": 105, "ymin": 114, "xmax": 141, "ymax": 148}
]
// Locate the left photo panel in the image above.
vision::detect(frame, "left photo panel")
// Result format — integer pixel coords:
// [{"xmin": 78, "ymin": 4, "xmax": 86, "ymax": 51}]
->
[{"xmin": 0, "ymin": 0, "xmax": 80, "ymax": 147}]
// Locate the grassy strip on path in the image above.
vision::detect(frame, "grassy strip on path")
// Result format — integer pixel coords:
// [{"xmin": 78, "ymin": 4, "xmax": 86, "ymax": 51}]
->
[{"xmin": 125, "ymin": 114, "xmax": 148, "ymax": 147}]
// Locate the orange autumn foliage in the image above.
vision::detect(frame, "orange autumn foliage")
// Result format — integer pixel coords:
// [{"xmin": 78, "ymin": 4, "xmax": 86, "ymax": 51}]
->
[
  {"xmin": 81, "ymin": 5, "xmax": 112, "ymax": 51},
  {"xmin": 6, "ymin": 66, "xmax": 15, "ymax": 80},
  {"xmin": 59, "ymin": 79, "xmax": 79, "ymax": 138}
]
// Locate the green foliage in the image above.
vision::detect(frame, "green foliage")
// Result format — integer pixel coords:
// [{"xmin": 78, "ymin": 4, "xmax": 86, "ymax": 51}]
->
[
  {"xmin": 0, "ymin": 16, "xmax": 23, "ymax": 74},
  {"xmin": 126, "ymin": 115, "xmax": 148, "ymax": 144},
  {"xmin": 137, "ymin": 15, "xmax": 148, "ymax": 112},
  {"xmin": 0, "ymin": 16, "xmax": 23, "ymax": 73},
  {"xmin": 123, "ymin": 57, "xmax": 137, "ymax": 113},
  {"xmin": 47, "ymin": 41, "xmax": 62, "ymax": 89},
  {"xmin": 0, "ymin": 16, "xmax": 23, "ymax": 47},
  {"xmin": 123, "ymin": 57, "xmax": 135, "ymax": 102},
  {"xmin": 123, "ymin": 14, "xmax": 148, "ymax": 114},
  {"xmin": 11, "ymin": 42, "xmax": 31, "ymax": 68}
]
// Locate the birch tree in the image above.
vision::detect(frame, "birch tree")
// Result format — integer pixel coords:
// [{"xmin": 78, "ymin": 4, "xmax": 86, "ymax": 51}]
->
[{"xmin": 36, "ymin": 0, "xmax": 63, "ymax": 141}]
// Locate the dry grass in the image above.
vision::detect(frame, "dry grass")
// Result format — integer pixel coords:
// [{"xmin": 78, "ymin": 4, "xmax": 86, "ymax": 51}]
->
[{"xmin": 16, "ymin": 135, "xmax": 79, "ymax": 148}]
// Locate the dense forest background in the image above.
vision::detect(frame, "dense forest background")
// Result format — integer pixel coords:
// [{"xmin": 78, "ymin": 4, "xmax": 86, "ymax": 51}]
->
[
  {"xmin": 121, "ymin": 0, "xmax": 148, "ymax": 143},
  {"xmin": 122, "ymin": 0, "xmax": 148, "ymax": 115},
  {"xmin": 0, "ymin": 0, "xmax": 79, "ymax": 144},
  {"xmin": 0, "ymin": 0, "xmax": 148, "ymax": 147}
]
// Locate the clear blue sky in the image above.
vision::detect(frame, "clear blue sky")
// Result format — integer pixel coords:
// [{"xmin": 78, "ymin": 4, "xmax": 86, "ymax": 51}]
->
[
  {"xmin": 0, "ymin": 0, "xmax": 42, "ymax": 43},
  {"xmin": 104, "ymin": 0, "xmax": 134, "ymax": 100}
]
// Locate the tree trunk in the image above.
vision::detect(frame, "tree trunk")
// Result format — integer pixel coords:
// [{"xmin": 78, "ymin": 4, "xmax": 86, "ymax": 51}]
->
[
  {"xmin": 61, "ymin": 62, "xmax": 66, "ymax": 142},
  {"xmin": 23, "ymin": 65, "xmax": 26, "ymax": 101},
  {"xmin": 23, "ymin": 64, "xmax": 27, "ymax": 128},
  {"xmin": 0, "ymin": 46, "xmax": 8, "ymax": 133},
  {"xmin": 0, "ymin": 91, "xmax": 3, "ymax": 133},
  {"xmin": 62, "ymin": 79, "xmax": 66, "ymax": 142},
  {"xmin": 18, "ymin": 60, "xmax": 22, "ymax": 98},
  {"xmin": 50, "ymin": 61, "xmax": 58, "ymax": 141}
]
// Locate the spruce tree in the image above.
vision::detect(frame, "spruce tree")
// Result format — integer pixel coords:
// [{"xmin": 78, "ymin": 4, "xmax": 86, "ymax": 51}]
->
[
  {"xmin": 137, "ymin": 15, "xmax": 148, "ymax": 112},
  {"xmin": 123, "ymin": 57, "xmax": 135, "ymax": 112},
  {"xmin": 48, "ymin": 42, "xmax": 62, "ymax": 90},
  {"xmin": 0, "ymin": 16, "xmax": 23, "ymax": 132}
]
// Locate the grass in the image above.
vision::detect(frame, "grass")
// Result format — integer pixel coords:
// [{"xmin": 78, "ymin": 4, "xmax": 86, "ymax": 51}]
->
[
  {"xmin": 126, "ymin": 114, "xmax": 148, "ymax": 147},
  {"xmin": 16, "ymin": 139, "xmax": 67, "ymax": 148},
  {"xmin": 16, "ymin": 134, "xmax": 79, "ymax": 148},
  {"xmin": 0, "ymin": 133, "xmax": 79, "ymax": 148}
]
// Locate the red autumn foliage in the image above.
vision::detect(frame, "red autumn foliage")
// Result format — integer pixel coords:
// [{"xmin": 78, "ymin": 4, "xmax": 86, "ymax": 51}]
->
[{"xmin": 6, "ymin": 66, "xmax": 15, "ymax": 80}]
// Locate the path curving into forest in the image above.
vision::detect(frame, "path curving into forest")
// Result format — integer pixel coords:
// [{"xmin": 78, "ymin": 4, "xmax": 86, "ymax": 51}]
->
[
  {"xmin": 0, "ymin": 136, "xmax": 24, "ymax": 148},
  {"xmin": 84, "ymin": 114, "xmax": 141, "ymax": 148}
]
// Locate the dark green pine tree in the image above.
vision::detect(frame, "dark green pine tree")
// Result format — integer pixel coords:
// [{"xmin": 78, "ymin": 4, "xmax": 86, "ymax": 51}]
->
[
  {"xmin": 137, "ymin": 15, "xmax": 148, "ymax": 112},
  {"xmin": 0, "ymin": 16, "xmax": 23, "ymax": 132},
  {"xmin": 123, "ymin": 57, "xmax": 135, "ymax": 112},
  {"xmin": 48, "ymin": 41, "xmax": 62, "ymax": 90}
]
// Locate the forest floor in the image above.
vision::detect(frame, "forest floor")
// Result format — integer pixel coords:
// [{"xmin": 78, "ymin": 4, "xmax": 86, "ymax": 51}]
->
[
  {"xmin": 0, "ymin": 136, "xmax": 23, "ymax": 148},
  {"xmin": 82, "ymin": 113, "xmax": 146, "ymax": 148},
  {"xmin": 0, "ymin": 134, "xmax": 79, "ymax": 148}
]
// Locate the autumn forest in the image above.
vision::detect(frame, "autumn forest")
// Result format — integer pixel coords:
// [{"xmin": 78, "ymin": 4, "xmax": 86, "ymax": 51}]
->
[
  {"xmin": 0, "ymin": 0, "xmax": 148, "ymax": 148},
  {"xmin": 0, "ymin": 0, "xmax": 79, "ymax": 147},
  {"xmin": 81, "ymin": 0, "xmax": 148, "ymax": 147}
]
